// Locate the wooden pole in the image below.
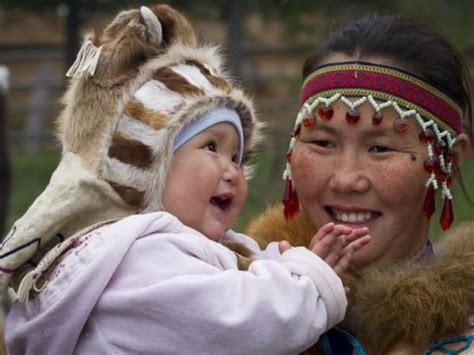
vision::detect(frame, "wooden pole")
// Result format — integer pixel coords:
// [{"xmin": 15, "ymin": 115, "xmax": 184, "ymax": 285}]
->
[
  {"xmin": 0, "ymin": 66, "xmax": 10, "ymax": 236},
  {"xmin": 226, "ymin": 0, "xmax": 243, "ymax": 79},
  {"xmin": 65, "ymin": 0, "xmax": 80, "ymax": 70}
]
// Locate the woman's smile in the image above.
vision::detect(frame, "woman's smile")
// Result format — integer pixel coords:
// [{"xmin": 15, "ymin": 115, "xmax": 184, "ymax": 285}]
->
[{"xmin": 325, "ymin": 205, "xmax": 381, "ymax": 225}]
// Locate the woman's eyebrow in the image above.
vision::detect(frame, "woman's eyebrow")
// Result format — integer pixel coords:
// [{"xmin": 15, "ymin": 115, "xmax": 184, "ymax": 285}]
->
[
  {"xmin": 313, "ymin": 125, "xmax": 393, "ymax": 138},
  {"xmin": 361, "ymin": 128, "xmax": 393, "ymax": 139},
  {"xmin": 312, "ymin": 125, "xmax": 338, "ymax": 135}
]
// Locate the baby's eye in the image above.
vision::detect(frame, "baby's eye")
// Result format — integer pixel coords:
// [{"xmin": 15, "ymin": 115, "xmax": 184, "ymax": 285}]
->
[
  {"xmin": 203, "ymin": 142, "xmax": 217, "ymax": 152},
  {"xmin": 369, "ymin": 145, "xmax": 393, "ymax": 153},
  {"xmin": 231, "ymin": 153, "xmax": 240, "ymax": 164}
]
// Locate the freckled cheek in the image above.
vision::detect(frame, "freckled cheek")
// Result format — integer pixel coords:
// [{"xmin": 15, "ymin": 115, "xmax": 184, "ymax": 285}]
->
[
  {"xmin": 290, "ymin": 146, "xmax": 330, "ymax": 195},
  {"xmin": 373, "ymin": 159, "xmax": 427, "ymax": 207}
]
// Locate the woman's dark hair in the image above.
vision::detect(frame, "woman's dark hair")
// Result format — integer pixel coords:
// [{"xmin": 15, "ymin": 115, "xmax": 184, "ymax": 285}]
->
[{"xmin": 302, "ymin": 14, "xmax": 473, "ymax": 142}]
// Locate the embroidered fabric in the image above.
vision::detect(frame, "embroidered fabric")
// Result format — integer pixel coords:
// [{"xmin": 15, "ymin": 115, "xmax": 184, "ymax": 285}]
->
[{"xmin": 423, "ymin": 335, "xmax": 474, "ymax": 354}]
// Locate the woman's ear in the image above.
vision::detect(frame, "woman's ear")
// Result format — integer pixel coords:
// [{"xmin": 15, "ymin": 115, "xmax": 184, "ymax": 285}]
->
[{"xmin": 452, "ymin": 132, "xmax": 471, "ymax": 168}]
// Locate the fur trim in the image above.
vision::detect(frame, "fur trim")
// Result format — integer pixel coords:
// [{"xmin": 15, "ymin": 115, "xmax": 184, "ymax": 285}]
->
[
  {"xmin": 343, "ymin": 221, "xmax": 474, "ymax": 353},
  {"xmin": 244, "ymin": 203, "xmax": 315, "ymax": 249},
  {"xmin": 220, "ymin": 240, "xmax": 255, "ymax": 271},
  {"xmin": 246, "ymin": 204, "xmax": 474, "ymax": 353}
]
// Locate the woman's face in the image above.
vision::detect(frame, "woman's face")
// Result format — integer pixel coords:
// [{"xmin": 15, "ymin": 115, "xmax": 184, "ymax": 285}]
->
[{"xmin": 291, "ymin": 97, "xmax": 432, "ymax": 266}]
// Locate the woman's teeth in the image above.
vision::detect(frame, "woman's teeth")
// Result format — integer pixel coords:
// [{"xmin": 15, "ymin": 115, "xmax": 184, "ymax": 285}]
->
[{"xmin": 332, "ymin": 209, "xmax": 372, "ymax": 223}]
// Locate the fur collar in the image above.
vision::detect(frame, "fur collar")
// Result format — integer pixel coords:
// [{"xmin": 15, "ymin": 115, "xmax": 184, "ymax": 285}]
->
[{"xmin": 245, "ymin": 204, "xmax": 474, "ymax": 353}]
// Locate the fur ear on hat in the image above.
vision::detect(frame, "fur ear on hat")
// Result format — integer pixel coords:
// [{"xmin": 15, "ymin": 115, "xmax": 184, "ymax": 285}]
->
[
  {"xmin": 59, "ymin": 4, "xmax": 197, "ymax": 171},
  {"xmin": 68, "ymin": 4, "xmax": 197, "ymax": 82}
]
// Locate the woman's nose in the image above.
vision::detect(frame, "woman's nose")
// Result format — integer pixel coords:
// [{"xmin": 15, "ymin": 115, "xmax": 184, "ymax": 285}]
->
[{"xmin": 328, "ymin": 152, "xmax": 370, "ymax": 194}]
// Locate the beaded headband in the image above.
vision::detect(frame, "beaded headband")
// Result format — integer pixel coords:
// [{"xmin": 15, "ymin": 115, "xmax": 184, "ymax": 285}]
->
[{"xmin": 283, "ymin": 62, "xmax": 464, "ymax": 230}]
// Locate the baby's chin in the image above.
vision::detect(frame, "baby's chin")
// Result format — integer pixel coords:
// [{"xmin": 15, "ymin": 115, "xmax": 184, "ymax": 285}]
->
[{"xmin": 197, "ymin": 223, "xmax": 234, "ymax": 242}]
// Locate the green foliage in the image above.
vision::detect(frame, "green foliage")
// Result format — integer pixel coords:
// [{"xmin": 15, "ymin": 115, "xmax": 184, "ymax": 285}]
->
[
  {"xmin": 5, "ymin": 145, "xmax": 60, "ymax": 230},
  {"xmin": 430, "ymin": 155, "xmax": 474, "ymax": 239}
]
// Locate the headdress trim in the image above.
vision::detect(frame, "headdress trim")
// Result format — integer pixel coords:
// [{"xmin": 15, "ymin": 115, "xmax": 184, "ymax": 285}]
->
[{"xmin": 300, "ymin": 62, "xmax": 463, "ymax": 133}]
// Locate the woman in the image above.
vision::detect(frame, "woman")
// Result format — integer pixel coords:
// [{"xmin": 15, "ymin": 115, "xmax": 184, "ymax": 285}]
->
[{"xmin": 246, "ymin": 14, "xmax": 474, "ymax": 354}]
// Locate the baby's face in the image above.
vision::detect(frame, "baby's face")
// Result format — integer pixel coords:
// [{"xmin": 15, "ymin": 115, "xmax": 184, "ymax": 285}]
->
[{"xmin": 162, "ymin": 122, "xmax": 248, "ymax": 241}]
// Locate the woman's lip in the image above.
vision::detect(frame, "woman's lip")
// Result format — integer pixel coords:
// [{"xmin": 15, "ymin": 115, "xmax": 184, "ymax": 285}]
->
[
  {"xmin": 328, "ymin": 204, "xmax": 377, "ymax": 213},
  {"xmin": 325, "ymin": 206, "xmax": 381, "ymax": 225}
]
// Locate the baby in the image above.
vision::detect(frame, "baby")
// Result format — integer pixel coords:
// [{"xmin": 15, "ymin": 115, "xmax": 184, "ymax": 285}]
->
[{"xmin": 2, "ymin": 4, "xmax": 369, "ymax": 355}]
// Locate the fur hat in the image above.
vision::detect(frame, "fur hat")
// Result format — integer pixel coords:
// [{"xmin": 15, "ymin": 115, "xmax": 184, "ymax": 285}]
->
[{"xmin": 0, "ymin": 4, "xmax": 263, "ymax": 301}]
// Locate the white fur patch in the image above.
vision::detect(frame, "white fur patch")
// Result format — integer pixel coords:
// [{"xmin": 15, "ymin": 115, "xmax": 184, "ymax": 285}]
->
[
  {"xmin": 134, "ymin": 80, "xmax": 183, "ymax": 112},
  {"xmin": 116, "ymin": 115, "xmax": 163, "ymax": 149},
  {"xmin": 104, "ymin": 157, "xmax": 154, "ymax": 188},
  {"xmin": 171, "ymin": 64, "xmax": 214, "ymax": 92}
]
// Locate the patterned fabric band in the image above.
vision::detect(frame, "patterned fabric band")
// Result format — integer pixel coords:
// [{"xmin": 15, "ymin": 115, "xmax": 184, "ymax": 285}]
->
[{"xmin": 300, "ymin": 62, "xmax": 464, "ymax": 134}]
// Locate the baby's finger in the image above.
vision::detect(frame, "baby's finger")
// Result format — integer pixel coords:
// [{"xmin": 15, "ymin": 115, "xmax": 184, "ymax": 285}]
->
[
  {"xmin": 343, "ymin": 235, "xmax": 371, "ymax": 254},
  {"xmin": 343, "ymin": 227, "xmax": 370, "ymax": 244},
  {"xmin": 279, "ymin": 240, "xmax": 293, "ymax": 254},
  {"xmin": 319, "ymin": 237, "xmax": 345, "ymax": 267},
  {"xmin": 311, "ymin": 233, "xmax": 338, "ymax": 259},
  {"xmin": 309, "ymin": 223, "xmax": 335, "ymax": 249},
  {"xmin": 333, "ymin": 224, "xmax": 353, "ymax": 237},
  {"xmin": 333, "ymin": 252, "xmax": 352, "ymax": 276}
]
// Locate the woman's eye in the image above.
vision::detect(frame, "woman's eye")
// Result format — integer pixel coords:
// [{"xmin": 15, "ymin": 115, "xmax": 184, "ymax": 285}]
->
[
  {"xmin": 369, "ymin": 145, "xmax": 393, "ymax": 153},
  {"xmin": 312, "ymin": 140, "xmax": 334, "ymax": 148},
  {"xmin": 203, "ymin": 142, "xmax": 217, "ymax": 152}
]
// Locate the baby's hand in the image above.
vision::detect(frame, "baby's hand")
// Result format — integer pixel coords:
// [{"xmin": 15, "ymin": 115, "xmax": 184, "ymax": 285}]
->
[
  {"xmin": 278, "ymin": 240, "xmax": 293, "ymax": 254},
  {"xmin": 308, "ymin": 223, "xmax": 371, "ymax": 276}
]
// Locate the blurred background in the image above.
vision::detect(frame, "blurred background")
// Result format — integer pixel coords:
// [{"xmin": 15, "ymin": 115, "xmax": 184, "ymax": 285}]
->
[{"xmin": 0, "ymin": 0, "xmax": 473, "ymax": 238}]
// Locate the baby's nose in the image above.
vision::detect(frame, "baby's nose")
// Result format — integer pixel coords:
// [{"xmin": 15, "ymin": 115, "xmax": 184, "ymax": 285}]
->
[{"xmin": 223, "ymin": 161, "xmax": 240, "ymax": 185}]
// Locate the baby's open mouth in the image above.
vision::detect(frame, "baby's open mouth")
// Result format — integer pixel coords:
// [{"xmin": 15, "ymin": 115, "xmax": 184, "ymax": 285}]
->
[{"xmin": 210, "ymin": 196, "xmax": 233, "ymax": 210}]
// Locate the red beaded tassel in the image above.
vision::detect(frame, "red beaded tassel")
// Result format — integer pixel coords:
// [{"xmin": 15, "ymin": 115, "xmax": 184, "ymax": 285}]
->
[
  {"xmin": 283, "ymin": 178, "xmax": 299, "ymax": 219},
  {"xmin": 439, "ymin": 197, "xmax": 454, "ymax": 230},
  {"xmin": 422, "ymin": 184, "xmax": 435, "ymax": 220}
]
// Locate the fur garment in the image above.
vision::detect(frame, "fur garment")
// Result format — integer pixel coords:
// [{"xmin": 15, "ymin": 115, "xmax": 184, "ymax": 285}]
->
[
  {"xmin": 245, "ymin": 203, "xmax": 474, "ymax": 353},
  {"xmin": 0, "ymin": 4, "xmax": 263, "ymax": 301}
]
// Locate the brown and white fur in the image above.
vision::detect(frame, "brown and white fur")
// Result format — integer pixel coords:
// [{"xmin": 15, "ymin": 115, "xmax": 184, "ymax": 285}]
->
[{"xmin": 0, "ymin": 4, "xmax": 263, "ymax": 303}]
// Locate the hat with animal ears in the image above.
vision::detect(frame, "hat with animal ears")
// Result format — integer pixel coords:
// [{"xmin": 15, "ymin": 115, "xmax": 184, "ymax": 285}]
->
[{"xmin": 0, "ymin": 4, "xmax": 263, "ymax": 302}]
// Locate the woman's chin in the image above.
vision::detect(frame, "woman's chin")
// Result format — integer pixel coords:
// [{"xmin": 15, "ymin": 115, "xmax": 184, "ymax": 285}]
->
[{"xmin": 350, "ymin": 247, "xmax": 384, "ymax": 267}]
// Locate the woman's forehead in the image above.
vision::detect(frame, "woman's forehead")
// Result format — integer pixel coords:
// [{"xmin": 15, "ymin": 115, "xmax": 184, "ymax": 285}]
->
[{"xmin": 305, "ymin": 100, "xmax": 423, "ymax": 137}]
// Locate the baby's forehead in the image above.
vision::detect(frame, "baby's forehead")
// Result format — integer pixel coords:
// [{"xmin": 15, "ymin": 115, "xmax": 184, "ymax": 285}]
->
[{"xmin": 202, "ymin": 121, "xmax": 240, "ymax": 132}]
